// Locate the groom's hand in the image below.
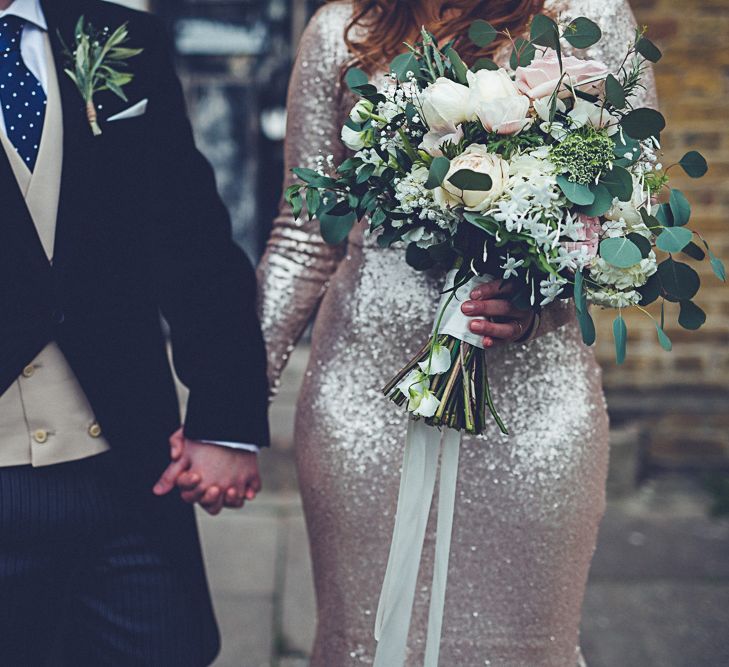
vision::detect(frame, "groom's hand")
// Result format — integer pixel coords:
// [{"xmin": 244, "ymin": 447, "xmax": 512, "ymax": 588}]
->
[{"xmin": 153, "ymin": 428, "xmax": 262, "ymax": 515}]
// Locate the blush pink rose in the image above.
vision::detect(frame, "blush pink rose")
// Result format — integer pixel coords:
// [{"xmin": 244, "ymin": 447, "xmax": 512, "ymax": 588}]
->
[
  {"xmin": 515, "ymin": 49, "xmax": 609, "ymax": 100},
  {"xmin": 563, "ymin": 214, "xmax": 601, "ymax": 262}
]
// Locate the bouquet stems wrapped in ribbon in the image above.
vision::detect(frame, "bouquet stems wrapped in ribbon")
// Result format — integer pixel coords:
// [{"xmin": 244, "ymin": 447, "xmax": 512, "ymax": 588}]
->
[{"xmin": 289, "ymin": 12, "xmax": 724, "ymax": 666}]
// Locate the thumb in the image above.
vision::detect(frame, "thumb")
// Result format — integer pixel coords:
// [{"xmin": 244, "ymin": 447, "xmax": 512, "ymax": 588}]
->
[{"xmin": 153, "ymin": 457, "xmax": 190, "ymax": 496}]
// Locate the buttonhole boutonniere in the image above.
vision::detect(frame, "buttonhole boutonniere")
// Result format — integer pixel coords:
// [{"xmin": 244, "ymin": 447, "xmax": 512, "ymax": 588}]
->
[{"xmin": 59, "ymin": 16, "xmax": 143, "ymax": 136}]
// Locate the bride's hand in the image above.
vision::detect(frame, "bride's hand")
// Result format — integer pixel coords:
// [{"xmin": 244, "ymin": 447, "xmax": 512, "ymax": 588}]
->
[{"xmin": 460, "ymin": 280, "xmax": 536, "ymax": 347}]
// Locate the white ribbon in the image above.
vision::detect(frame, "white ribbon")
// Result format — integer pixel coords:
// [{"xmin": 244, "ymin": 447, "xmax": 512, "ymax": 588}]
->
[{"xmin": 374, "ymin": 269, "xmax": 490, "ymax": 666}]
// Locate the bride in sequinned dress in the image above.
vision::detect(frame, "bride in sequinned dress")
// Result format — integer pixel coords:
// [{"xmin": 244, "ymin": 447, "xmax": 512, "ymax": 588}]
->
[{"xmin": 257, "ymin": 1, "xmax": 657, "ymax": 665}]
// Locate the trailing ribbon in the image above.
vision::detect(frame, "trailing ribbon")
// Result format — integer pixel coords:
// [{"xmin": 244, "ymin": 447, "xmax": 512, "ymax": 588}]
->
[{"xmin": 374, "ymin": 420, "xmax": 462, "ymax": 667}]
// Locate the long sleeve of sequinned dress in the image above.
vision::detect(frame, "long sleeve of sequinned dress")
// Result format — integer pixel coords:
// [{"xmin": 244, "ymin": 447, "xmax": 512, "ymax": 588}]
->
[{"xmin": 256, "ymin": 1, "xmax": 657, "ymax": 665}]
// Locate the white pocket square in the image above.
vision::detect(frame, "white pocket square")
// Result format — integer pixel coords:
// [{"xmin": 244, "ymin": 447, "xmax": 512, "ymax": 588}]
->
[{"xmin": 107, "ymin": 98, "xmax": 148, "ymax": 122}]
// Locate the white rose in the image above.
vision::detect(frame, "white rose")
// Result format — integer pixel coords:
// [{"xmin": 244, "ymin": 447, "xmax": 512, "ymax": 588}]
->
[
  {"xmin": 341, "ymin": 125, "xmax": 367, "ymax": 151},
  {"xmin": 419, "ymin": 77, "xmax": 473, "ymax": 130},
  {"xmin": 349, "ymin": 99, "xmax": 374, "ymax": 123},
  {"xmin": 467, "ymin": 69, "xmax": 531, "ymax": 135},
  {"xmin": 434, "ymin": 144, "xmax": 509, "ymax": 211},
  {"xmin": 467, "ymin": 69, "xmax": 518, "ymax": 105}
]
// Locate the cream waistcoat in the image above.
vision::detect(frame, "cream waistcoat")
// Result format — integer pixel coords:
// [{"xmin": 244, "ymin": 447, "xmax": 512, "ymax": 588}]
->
[{"xmin": 0, "ymin": 35, "xmax": 110, "ymax": 467}]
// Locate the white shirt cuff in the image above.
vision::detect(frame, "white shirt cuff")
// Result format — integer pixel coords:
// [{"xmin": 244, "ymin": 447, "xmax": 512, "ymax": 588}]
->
[{"xmin": 201, "ymin": 440, "xmax": 260, "ymax": 453}]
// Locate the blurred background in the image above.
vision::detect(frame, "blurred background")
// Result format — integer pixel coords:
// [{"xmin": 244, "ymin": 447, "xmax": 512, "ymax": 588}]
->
[{"xmin": 118, "ymin": 1, "xmax": 729, "ymax": 665}]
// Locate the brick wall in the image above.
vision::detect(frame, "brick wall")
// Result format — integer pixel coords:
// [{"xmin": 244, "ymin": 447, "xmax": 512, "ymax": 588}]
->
[{"xmin": 597, "ymin": 0, "xmax": 729, "ymax": 474}]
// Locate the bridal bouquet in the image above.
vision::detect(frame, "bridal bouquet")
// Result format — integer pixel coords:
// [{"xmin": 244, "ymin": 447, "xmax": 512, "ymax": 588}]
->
[{"xmin": 287, "ymin": 14, "xmax": 723, "ymax": 436}]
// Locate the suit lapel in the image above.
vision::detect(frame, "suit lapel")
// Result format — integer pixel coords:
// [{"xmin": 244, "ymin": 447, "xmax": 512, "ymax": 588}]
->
[{"xmin": 42, "ymin": 0, "xmax": 96, "ymax": 265}]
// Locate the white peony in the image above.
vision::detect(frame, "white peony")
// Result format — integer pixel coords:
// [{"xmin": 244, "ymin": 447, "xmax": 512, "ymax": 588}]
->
[
  {"xmin": 468, "ymin": 69, "xmax": 532, "ymax": 135},
  {"xmin": 434, "ymin": 144, "xmax": 509, "ymax": 212},
  {"xmin": 420, "ymin": 121, "xmax": 464, "ymax": 157},
  {"xmin": 419, "ymin": 77, "xmax": 473, "ymax": 130}
]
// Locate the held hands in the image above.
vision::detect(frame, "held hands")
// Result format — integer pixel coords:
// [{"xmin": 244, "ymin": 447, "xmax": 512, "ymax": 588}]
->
[
  {"xmin": 153, "ymin": 428, "xmax": 262, "ymax": 515},
  {"xmin": 461, "ymin": 280, "xmax": 536, "ymax": 348}
]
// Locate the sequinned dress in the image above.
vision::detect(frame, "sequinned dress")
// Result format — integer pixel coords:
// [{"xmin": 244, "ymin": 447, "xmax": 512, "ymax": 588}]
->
[{"xmin": 257, "ymin": 1, "xmax": 657, "ymax": 665}]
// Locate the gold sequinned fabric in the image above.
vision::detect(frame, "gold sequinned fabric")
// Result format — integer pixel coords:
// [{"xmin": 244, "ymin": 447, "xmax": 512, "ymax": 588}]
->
[{"xmin": 256, "ymin": 2, "xmax": 656, "ymax": 665}]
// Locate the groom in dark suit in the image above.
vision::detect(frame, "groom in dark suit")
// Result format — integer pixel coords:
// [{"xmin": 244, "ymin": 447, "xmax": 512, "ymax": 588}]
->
[{"xmin": 0, "ymin": 0, "xmax": 269, "ymax": 663}]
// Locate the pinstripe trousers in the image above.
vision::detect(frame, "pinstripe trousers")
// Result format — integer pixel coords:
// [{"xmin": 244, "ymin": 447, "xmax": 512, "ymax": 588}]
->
[{"xmin": 0, "ymin": 453, "xmax": 220, "ymax": 666}]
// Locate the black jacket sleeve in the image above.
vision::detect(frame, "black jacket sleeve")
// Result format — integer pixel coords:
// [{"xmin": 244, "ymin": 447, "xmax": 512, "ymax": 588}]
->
[{"xmin": 143, "ymin": 19, "xmax": 270, "ymax": 448}]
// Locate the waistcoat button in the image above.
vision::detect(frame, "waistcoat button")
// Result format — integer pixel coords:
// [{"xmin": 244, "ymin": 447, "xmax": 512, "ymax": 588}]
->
[
  {"xmin": 88, "ymin": 423, "xmax": 102, "ymax": 438},
  {"xmin": 22, "ymin": 365, "xmax": 36, "ymax": 378},
  {"xmin": 33, "ymin": 429, "xmax": 48, "ymax": 444}
]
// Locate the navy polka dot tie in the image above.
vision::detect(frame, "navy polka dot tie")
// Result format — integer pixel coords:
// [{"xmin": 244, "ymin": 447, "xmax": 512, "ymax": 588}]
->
[{"xmin": 0, "ymin": 16, "xmax": 46, "ymax": 171}]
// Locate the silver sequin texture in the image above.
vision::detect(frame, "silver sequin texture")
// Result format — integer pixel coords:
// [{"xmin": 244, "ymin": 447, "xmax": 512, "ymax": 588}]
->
[{"xmin": 256, "ymin": 2, "xmax": 656, "ymax": 665}]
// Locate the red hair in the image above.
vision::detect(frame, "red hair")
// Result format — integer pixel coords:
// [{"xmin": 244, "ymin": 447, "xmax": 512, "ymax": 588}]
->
[{"xmin": 329, "ymin": 0, "xmax": 547, "ymax": 73}]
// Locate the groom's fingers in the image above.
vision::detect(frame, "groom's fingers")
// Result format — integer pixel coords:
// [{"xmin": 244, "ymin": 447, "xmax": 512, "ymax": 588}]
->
[
  {"xmin": 176, "ymin": 470, "xmax": 202, "ymax": 491},
  {"xmin": 153, "ymin": 456, "xmax": 191, "ymax": 496},
  {"xmin": 200, "ymin": 486, "xmax": 224, "ymax": 515}
]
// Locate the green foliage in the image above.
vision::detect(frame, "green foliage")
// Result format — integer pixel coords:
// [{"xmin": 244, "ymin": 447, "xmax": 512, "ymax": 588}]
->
[
  {"xmin": 613, "ymin": 314, "xmax": 627, "ymax": 364},
  {"xmin": 468, "ymin": 20, "xmax": 497, "ymax": 47},
  {"xmin": 655, "ymin": 322, "xmax": 672, "ymax": 351},
  {"xmin": 425, "ymin": 157, "xmax": 451, "ymax": 189},
  {"xmin": 580, "ymin": 184, "xmax": 612, "ymax": 216},
  {"xmin": 530, "ymin": 14, "xmax": 560, "ymax": 51},
  {"xmin": 563, "ymin": 17, "xmax": 602, "ymax": 49},
  {"xmin": 678, "ymin": 300, "xmax": 706, "ymax": 330},
  {"xmin": 509, "ymin": 38, "xmax": 536, "ymax": 69},
  {"xmin": 657, "ymin": 258, "xmax": 701, "ymax": 301},
  {"xmin": 600, "ymin": 237, "xmax": 642, "ymax": 268},
  {"xmin": 656, "ymin": 226, "xmax": 692, "ymax": 253},
  {"xmin": 600, "ymin": 165, "xmax": 633, "ymax": 202},
  {"xmin": 635, "ymin": 36, "xmax": 662, "ymax": 63},
  {"xmin": 605, "ymin": 74, "xmax": 626, "ymax": 109},
  {"xmin": 390, "ymin": 52, "xmax": 420, "ymax": 83},
  {"xmin": 679, "ymin": 151, "xmax": 708, "ymax": 178},
  {"xmin": 669, "ymin": 189, "xmax": 691, "ymax": 226},
  {"xmin": 345, "ymin": 67, "xmax": 368, "ymax": 91},
  {"xmin": 550, "ymin": 127, "xmax": 615, "ymax": 185},
  {"xmin": 448, "ymin": 169, "xmax": 493, "ymax": 191},
  {"xmin": 576, "ymin": 306, "xmax": 596, "ymax": 345},
  {"xmin": 556, "ymin": 176, "xmax": 594, "ymax": 205},
  {"xmin": 621, "ymin": 108, "xmax": 666, "ymax": 140}
]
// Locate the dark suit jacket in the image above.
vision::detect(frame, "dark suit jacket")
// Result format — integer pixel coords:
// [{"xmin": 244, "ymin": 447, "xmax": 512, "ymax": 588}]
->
[{"xmin": 0, "ymin": 0, "xmax": 270, "ymax": 471}]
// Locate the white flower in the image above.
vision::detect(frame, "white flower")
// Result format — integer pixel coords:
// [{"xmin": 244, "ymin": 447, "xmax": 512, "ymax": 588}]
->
[
  {"xmin": 349, "ymin": 99, "xmax": 374, "ymax": 123},
  {"xmin": 341, "ymin": 125, "xmax": 367, "ymax": 151},
  {"xmin": 539, "ymin": 274, "xmax": 565, "ymax": 305},
  {"xmin": 590, "ymin": 251, "xmax": 658, "ymax": 290},
  {"xmin": 467, "ymin": 69, "xmax": 532, "ymax": 135},
  {"xmin": 419, "ymin": 77, "xmax": 473, "ymax": 130},
  {"xmin": 401, "ymin": 225, "xmax": 443, "ymax": 248},
  {"xmin": 418, "ymin": 343, "xmax": 452, "ymax": 375},
  {"xmin": 434, "ymin": 144, "xmax": 509, "ymax": 212},
  {"xmin": 420, "ymin": 122, "xmax": 464, "ymax": 157},
  {"xmin": 568, "ymin": 98, "xmax": 619, "ymax": 135},
  {"xmin": 500, "ymin": 254, "xmax": 524, "ymax": 279},
  {"xmin": 587, "ymin": 288, "xmax": 642, "ymax": 308},
  {"xmin": 410, "ymin": 389, "xmax": 441, "ymax": 417},
  {"xmin": 533, "ymin": 95, "xmax": 566, "ymax": 122},
  {"xmin": 397, "ymin": 370, "xmax": 428, "ymax": 398}
]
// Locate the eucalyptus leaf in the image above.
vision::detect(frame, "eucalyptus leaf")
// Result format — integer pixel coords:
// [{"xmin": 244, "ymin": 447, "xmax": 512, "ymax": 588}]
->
[
  {"xmin": 613, "ymin": 314, "xmax": 627, "ymax": 365},
  {"xmin": 345, "ymin": 67, "xmax": 368, "ymax": 91},
  {"xmin": 678, "ymin": 300, "xmax": 706, "ymax": 330},
  {"xmin": 472, "ymin": 57, "xmax": 499, "ymax": 71},
  {"xmin": 627, "ymin": 232, "xmax": 652, "ymax": 258},
  {"xmin": 600, "ymin": 236, "xmax": 642, "ymax": 268},
  {"xmin": 600, "ymin": 165, "xmax": 633, "ymax": 202},
  {"xmin": 564, "ymin": 17, "xmax": 602, "ymax": 49},
  {"xmin": 657, "ymin": 258, "xmax": 700, "ymax": 301},
  {"xmin": 605, "ymin": 74, "xmax": 626, "ymax": 108},
  {"xmin": 469, "ymin": 20, "xmax": 497, "ymax": 47},
  {"xmin": 621, "ymin": 108, "xmax": 666, "ymax": 140},
  {"xmin": 390, "ymin": 52, "xmax": 419, "ymax": 82},
  {"xmin": 656, "ymin": 226, "xmax": 693, "ymax": 253},
  {"xmin": 636, "ymin": 36, "xmax": 662, "ymax": 63},
  {"xmin": 682, "ymin": 241, "xmax": 705, "ymax": 261},
  {"xmin": 574, "ymin": 270, "xmax": 586, "ymax": 314},
  {"xmin": 556, "ymin": 175, "xmax": 595, "ymax": 205},
  {"xmin": 580, "ymin": 184, "xmax": 612, "ymax": 216},
  {"xmin": 425, "ymin": 156, "xmax": 451, "ymax": 189},
  {"xmin": 679, "ymin": 150, "xmax": 708, "ymax": 178},
  {"xmin": 448, "ymin": 169, "xmax": 493, "ymax": 191},
  {"xmin": 530, "ymin": 14, "xmax": 560, "ymax": 50},
  {"xmin": 576, "ymin": 306, "xmax": 596, "ymax": 346},
  {"xmin": 655, "ymin": 322, "xmax": 672, "ymax": 351},
  {"xmin": 669, "ymin": 189, "xmax": 691, "ymax": 226},
  {"xmin": 637, "ymin": 273, "xmax": 661, "ymax": 305},
  {"xmin": 319, "ymin": 209, "xmax": 357, "ymax": 245},
  {"xmin": 709, "ymin": 249, "xmax": 726, "ymax": 281},
  {"xmin": 655, "ymin": 202, "xmax": 674, "ymax": 227}
]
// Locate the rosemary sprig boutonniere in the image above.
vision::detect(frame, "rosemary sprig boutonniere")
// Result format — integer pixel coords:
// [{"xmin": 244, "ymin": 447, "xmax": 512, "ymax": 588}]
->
[{"xmin": 59, "ymin": 16, "xmax": 143, "ymax": 136}]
